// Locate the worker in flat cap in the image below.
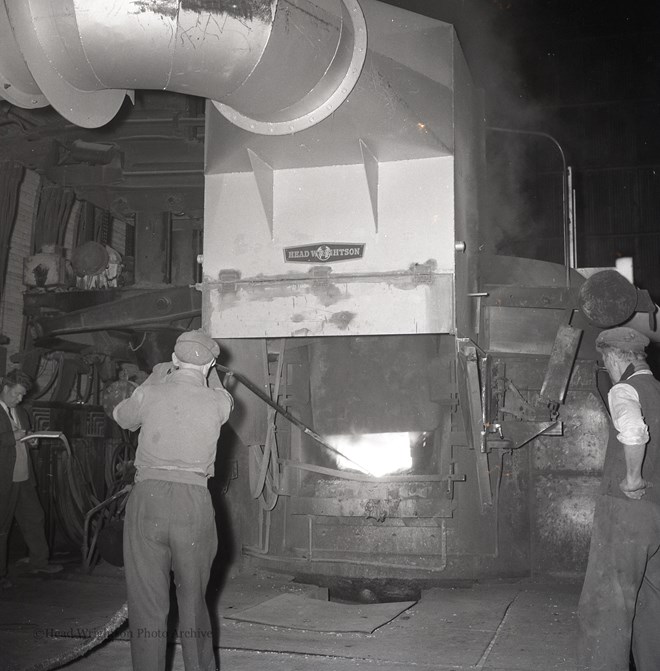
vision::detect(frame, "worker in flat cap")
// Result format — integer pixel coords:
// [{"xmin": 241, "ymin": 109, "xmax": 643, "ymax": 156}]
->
[
  {"xmin": 113, "ymin": 329, "xmax": 233, "ymax": 671},
  {"xmin": 577, "ymin": 326, "xmax": 660, "ymax": 671}
]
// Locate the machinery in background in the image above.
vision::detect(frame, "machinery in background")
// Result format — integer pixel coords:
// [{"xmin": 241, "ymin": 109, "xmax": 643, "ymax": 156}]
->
[{"xmin": 7, "ymin": 0, "xmax": 660, "ymax": 584}]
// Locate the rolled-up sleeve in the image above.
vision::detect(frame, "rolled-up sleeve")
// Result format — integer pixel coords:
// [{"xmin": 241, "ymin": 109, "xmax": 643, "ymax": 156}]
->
[
  {"xmin": 213, "ymin": 387, "xmax": 234, "ymax": 423},
  {"xmin": 608, "ymin": 382, "xmax": 649, "ymax": 446}
]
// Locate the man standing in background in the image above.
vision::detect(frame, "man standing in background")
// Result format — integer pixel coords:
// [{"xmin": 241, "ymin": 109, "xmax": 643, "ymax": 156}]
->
[
  {"xmin": 113, "ymin": 329, "xmax": 233, "ymax": 671},
  {"xmin": 0, "ymin": 369, "xmax": 63, "ymax": 589},
  {"xmin": 578, "ymin": 327, "xmax": 660, "ymax": 671}
]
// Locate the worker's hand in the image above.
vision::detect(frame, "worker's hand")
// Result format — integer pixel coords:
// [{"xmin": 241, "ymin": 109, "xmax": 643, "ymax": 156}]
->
[
  {"xmin": 620, "ymin": 476, "xmax": 651, "ymax": 500},
  {"xmin": 13, "ymin": 428, "xmax": 26, "ymax": 442}
]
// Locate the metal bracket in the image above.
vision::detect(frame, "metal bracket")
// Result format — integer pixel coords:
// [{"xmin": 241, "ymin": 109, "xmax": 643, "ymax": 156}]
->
[
  {"xmin": 218, "ymin": 269, "xmax": 241, "ymax": 293},
  {"xmin": 308, "ymin": 266, "xmax": 333, "ymax": 286},
  {"xmin": 488, "ymin": 420, "xmax": 563, "ymax": 450},
  {"xmin": 411, "ymin": 261, "xmax": 434, "ymax": 286},
  {"xmin": 456, "ymin": 339, "xmax": 493, "ymax": 510},
  {"xmin": 445, "ymin": 462, "xmax": 466, "ymax": 499}
]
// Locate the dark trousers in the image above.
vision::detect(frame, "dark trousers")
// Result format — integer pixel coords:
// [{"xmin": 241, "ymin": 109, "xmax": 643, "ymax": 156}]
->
[
  {"xmin": 577, "ymin": 494, "xmax": 660, "ymax": 671},
  {"xmin": 123, "ymin": 479, "xmax": 218, "ymax": 671},
  {"xmin": 0, "ymin": 479, "xmax": 49, "ymax": 577}
]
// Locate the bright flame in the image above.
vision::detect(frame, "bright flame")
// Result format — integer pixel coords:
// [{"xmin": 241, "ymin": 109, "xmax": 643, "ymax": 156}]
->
[{"xmin": 324, "ymin": 432, "xmax": 417, "ymax": 477}]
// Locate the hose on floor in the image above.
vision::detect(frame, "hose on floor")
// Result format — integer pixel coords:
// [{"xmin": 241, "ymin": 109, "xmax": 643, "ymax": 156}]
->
[{"xmin": 10, "ymin": 603, "xmax": 128, "ymax": 671}]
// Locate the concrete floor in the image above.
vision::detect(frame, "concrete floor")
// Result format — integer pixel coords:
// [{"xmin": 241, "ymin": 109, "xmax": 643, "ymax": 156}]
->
[{"xmin": 0, "ymin": 560, "xmax": 581, "ymax": 671}]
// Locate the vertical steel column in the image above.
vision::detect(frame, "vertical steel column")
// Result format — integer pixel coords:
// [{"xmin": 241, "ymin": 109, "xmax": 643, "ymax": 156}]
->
[{"xmin": 457, "ymin": 340, "xmax": 493, "ymax": 510}]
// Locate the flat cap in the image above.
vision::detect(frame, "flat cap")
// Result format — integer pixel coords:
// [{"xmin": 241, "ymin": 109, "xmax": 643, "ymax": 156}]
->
[
  {"xmin": 174, "ymin": 330, "xmax": 220, "ymax": 365},
  {"xmin": 595, "ymin": 327, "xmax": 650, "ymax": 352}
]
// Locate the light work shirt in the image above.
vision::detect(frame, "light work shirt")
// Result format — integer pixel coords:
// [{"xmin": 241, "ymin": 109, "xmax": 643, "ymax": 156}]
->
[
  {"xmin": 113, "ymin": 367, "xmax": 233, "ymax": 486},
  {"xmin": 0, "ymin": 401, "xmax": 28, "ymax": 482},
  {"xmin": 608, "ymin": 369, "xmax": 653, "ymax": 446}
]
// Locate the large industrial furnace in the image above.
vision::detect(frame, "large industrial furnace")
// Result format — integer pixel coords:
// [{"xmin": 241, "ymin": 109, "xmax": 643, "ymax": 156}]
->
[
  {"xmin": 3, "ymin": 0, "xmax": 658, "ymax": 588},
  {"xmin": 193, "ymin": 0, "xmax": 611, "ymax": 583}
]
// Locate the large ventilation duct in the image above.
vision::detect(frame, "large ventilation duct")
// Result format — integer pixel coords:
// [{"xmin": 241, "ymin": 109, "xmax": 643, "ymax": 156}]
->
[{"xmin": 0, "ymin": 0, "xmax": 366, "ymax": 133}]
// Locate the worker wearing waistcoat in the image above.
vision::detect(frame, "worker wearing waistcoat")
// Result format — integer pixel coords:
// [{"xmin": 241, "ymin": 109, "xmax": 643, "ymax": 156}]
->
[{"xmin": 578, "ymin": 327, "xmax": 660, "ymax": 671}]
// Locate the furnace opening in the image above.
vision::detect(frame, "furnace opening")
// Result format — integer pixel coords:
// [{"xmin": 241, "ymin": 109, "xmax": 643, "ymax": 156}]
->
[{"xmin": 324, "ymin": 432, "xmax": 422, "ymax": 477}]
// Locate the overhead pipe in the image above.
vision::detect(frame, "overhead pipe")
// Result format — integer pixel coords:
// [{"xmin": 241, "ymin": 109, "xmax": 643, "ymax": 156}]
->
[{"xmin": 0, "ymin": 0, "xmax": 367, "ymax": 133}]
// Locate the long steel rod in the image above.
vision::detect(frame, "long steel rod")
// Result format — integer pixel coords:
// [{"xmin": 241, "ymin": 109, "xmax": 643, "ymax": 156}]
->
[{"xmin": 214, "ymin": 364, "xmax": 375, "ymax": 477}]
